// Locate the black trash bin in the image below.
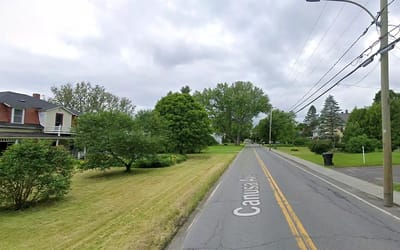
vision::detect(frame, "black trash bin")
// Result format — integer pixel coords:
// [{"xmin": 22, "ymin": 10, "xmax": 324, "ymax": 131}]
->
[{"xmin": 322, "ymin": 152, "xmax": 334, "ymax": 166}]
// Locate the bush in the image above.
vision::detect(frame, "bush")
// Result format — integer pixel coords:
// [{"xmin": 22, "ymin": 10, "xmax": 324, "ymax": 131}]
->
[
  {"xmin": 344, "ymin": 135, "xmax": 379, "ymax": 153},
  {"xmin": 0, "ymin": 140, "xmax": 74, "ymax": 210},
  {"xmin": 308, "ymin": 140, "xmax": 332, "ymax": 155},
  {"xmin": 293, "ymin": 137, "xmax": 309, "ymax": 146},
  {"xmin": 136, "ymin": 154, "xmax": 187, "ymax": 168}
]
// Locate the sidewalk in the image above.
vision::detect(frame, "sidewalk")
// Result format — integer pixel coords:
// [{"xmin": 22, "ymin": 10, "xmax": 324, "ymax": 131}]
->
[{"xmin": 272, "ymin": 149, "xmax": 400, "ymax": 206}]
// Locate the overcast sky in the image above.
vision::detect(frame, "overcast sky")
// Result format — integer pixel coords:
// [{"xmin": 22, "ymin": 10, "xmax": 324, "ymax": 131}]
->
[{"xmin": 1, "ymin": 0, "xmax": 400, "ymax": 121}]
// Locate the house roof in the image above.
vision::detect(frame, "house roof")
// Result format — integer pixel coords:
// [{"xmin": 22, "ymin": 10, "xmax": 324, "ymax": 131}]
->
[{"xmin": 0, "ymin": 91, "xmax": 58, "ymax": 110}]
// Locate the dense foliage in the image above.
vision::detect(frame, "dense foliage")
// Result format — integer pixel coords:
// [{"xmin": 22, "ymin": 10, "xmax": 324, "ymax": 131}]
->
[
  {"xmin": 155, "ymin": 91, "xmax": 211, "ymax": 154},
  {"xmin": 135, "ymin": 154, "xmax": 187, "ymax": 168},
  {"xmin": 344, "ymin": 135, "xmax": 379, "ymax": 153},
  {"xmin": 319, "ymin": 95, "xmax": 343, "ymax": 146},
  {"xmin": 194, "ymin": 81, "xmax": 270, "ymax": 144},
  {"xmin": 0, "ymin": 140, "xmax": 74, "ymax": 210},
  {"xmin": 303, "ymin": 105, "xmax": 319, "ymax": 137},
  {"xmin": 308, "ymin": 140, "xmax": 332, "ymax": 155},
  {"xmin": 76, "ymin": 111, "xmax": 164, "ymax": 172},
  {"xmin": 343, "ymin": 89, "xmax": 400, "ymax": 149},
  {"xmin": 253, "ymin": 109, "xmax": 297, "ymax": 144},
  {"xmin": 50, "ymin": 82, "xmax": 135, "ymax": 114}
]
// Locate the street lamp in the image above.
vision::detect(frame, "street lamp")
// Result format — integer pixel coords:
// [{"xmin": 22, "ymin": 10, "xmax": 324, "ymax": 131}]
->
[
  {"xmin": 306, "ymin": 0, "xmax": 377, "ymax": 24},
  {"xmin": 306, "ymin": 0, "xmax": 393, "ymax": 206}
]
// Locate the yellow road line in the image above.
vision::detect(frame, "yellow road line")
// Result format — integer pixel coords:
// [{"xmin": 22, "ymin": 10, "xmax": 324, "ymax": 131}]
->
[{"xmin": 254, "ymin": 150, "xmax": 317, "ymax": 250}]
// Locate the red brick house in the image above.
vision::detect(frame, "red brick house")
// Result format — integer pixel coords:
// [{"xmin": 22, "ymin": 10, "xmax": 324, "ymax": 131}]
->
[{"xmin": 0, "ymin": 91, "xmax": 79, "ymax": 151}]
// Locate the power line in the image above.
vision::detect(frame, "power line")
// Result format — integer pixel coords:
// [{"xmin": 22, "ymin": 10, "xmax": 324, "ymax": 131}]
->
[
  {"xmin": 286, "ymin": 4, "xmax": 327, "ymax": 82},
  {"xmin": 288, "ymin": 21, "xmax": 376, "ymax": 111},
  {"xmin": 289, "ymin": 23, "xmax": 400, "ymax": 113},
  {"xmin": 293, "ymin": 36, "xmax": 400, "ymax": 114},
  {"xmin": 343, "ymin": 60, "xmax": 379, "ymax": 87},
  {"xmin": 295, "ymin": 2, "xmax": 370, "ymax": 85},
  {"xmin": 289, "ymin": 5, "xmax": 345, "ymax": 84}
]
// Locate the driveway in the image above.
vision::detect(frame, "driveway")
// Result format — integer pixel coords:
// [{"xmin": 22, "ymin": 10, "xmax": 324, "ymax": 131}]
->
[{"xmin": 333, "ymin": 166, "xmax": 400, "ymax": 186}]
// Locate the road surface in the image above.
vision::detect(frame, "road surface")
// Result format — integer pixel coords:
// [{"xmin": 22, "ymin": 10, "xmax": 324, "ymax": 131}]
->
[{"xmin": 177, "ymin": 145, "xmax": 400, "ymax": 250}]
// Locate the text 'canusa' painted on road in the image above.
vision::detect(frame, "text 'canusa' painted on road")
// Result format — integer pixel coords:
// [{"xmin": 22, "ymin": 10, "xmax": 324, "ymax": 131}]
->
[{"xmin": 233, "ymin": 175, "xmax": 261, "ymax": 217}]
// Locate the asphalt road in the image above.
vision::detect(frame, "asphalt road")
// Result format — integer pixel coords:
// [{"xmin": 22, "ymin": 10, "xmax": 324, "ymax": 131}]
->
[{"xmin": 176, "ymin": 145, "xmax": 400, "ymax": 250}]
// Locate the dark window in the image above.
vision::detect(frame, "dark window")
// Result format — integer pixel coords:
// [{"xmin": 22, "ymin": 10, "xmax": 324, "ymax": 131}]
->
[
  {"xmin": 12, "ymin": 109, "xmax": 23, "ymax": 124},
  {"xmin": 55, "ymin": 113, "xmax": 64, "ymax": 126}
]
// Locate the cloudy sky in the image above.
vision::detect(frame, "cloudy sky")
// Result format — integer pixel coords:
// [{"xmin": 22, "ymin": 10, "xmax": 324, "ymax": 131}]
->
[{"xmin": 1, "ymin": 0, "xmax": 400, "ymax": 121}]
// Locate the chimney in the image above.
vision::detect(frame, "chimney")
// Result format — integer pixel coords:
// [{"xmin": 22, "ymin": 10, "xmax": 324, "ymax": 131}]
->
[{"xmin": 32, "ymin": 93, "xmax": 41, "ymax": 100}]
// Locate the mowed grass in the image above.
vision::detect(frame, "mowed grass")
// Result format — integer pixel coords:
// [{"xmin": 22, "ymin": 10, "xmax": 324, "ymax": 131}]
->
[
  {"xmin": 277, "ymin": 147, "xmax": 400, "ymax": 167},
  {"xmin": 0, "ymin": 145, "xmax": 242, "ymax": 249}
]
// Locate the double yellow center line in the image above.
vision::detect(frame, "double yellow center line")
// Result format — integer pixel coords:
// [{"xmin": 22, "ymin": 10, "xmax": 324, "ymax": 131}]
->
[{"xmin": 254, "ymin": 150, "xmax": 317, "ymax": 250}]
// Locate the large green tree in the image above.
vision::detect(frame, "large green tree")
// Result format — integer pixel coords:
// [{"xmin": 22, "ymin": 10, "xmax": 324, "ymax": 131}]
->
[
  {"xmin": 76, "ymin": 111, "xmax": 163, "ymax": 172},
  {"xmin": 155, "ymin": 90, "xmax": 211, "ymax": 154},
  {"xmin": 303, "ymin": 105, "xmax": 319, "ymax": 137},
  {"xmin": 253, "ymin": 110, "xmax": 297, "ymax": 144},
  {"xmin": 195, "ymin": 81, "xmax": 270, "ymax": 144},
  {"xmin": 319, "ymin": 95, "xmax": 343, "ymax": 145},
  {"xmin": 343, "ymin": 89, "xmax": 400, "ymax": 149},
  {"xmin": 50, "ymin": 82, "xmax": 135, "ymax": 114}
]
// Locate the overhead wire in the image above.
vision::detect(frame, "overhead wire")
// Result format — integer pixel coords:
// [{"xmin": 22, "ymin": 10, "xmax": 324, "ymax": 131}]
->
[
  {"xmin": 286, "ymin": 4, "xmax": 327, "ymax": 82},
  {"xmin": 295, "ymin": 2, "xmax": 369, "ymax": 84},
  {"xmin": 341, "ymin": 61, "xmax": 379, "ymax": 87},
  {"xmin": 288, "ymin": 21, "xmax": 376, "ymax": 112},
  {"xmin": 289, "ymin": 0, "xmax": 399, "ymax": 114},
  {"xmin": 293, "ymin": 35, "xmax": 400, "ymax": 114},
  {"xmin": 289, "ymin": 5, "xmax": 345, "ymax": 84}
]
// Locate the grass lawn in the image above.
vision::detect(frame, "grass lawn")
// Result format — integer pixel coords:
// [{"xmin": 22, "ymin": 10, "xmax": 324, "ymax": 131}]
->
[
  {"xmin": 277, "ymin": 147, "xmax": 400, "ymax": 167},
  {"xmin": 0, "ymin": 145, "xmax": 242, "ymax": 249}
]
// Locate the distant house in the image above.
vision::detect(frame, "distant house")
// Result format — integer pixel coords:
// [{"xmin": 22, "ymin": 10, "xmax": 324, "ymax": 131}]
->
[{"xmin": 0, "ymin": 91, "xmax": 78, "ymax": 151}]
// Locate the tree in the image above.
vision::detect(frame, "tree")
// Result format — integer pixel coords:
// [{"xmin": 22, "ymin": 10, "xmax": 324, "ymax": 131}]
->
[
  {"xmin": 319, "ymin": 95, "xmax": 343, "ymax": 146},
  {"xmin": 155, "ymin": 91, "xmax": 211, "ymax": 154},
  {"xmin": 0, "ymin": 140, "xmax": 74, "ymax": 210},
  {"xmin": 50, "ymin": 82, "xmax": 135, "ymax": 114},
  {"xmin": 195, "ymin": 81, "xmax": 270, "ymax": 144},
  {"xmin": 303, "ymin": 105, "xmax": 319, "ymax": 137},
  {"xmin": 253, "ymin": 110, "xmax": 297, "ymax": 144},
  {"xmin": 75, "ymin": 111, "xmax": 163, "ymax": 172},
  {"xmin": 373, "ymin": 89, "xmax": 400, "ymax": 104},
  {"xmin": 180, "ymin": 85, "xmax": 191, "ymax": 94},
  {"xmin": 134, "ymin": 109, "xmax": 168, "ymax": 138},
  {"xmin": 342, "ymin": 121, "xmax": 363, "ymax": 143}
]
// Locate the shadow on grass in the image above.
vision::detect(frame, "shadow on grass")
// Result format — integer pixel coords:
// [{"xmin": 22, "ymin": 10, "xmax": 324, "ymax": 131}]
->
[
  {"xmin": 84, "ymin": 167, "xmax": 159, "ymax": 179},
  {"xmin": 0, "ymin": 197, "xmax": 68, "ymax": 213}
]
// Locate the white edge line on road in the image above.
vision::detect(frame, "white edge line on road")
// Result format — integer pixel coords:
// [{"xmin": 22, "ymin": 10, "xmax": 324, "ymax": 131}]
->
[
  {"xmin": 207, "ymin": 182, "xmax": 222, "ymax": 204},
  {"xmin": 185, "ymin": 148, "xmax": 245, "ymax": 234},
  {"xmin": 274, "ymin": 153, "xmax": 400, "ymax": 222},
  {"xmin": 186, "ymin": 179, "xmax": 222, "ymax": 234}
]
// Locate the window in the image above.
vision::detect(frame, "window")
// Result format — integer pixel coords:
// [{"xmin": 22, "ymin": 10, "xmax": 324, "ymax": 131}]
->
[
  {"xmin": 55, "ymin": 113, "xmax": 63, "ymax": 126},
  {"xmin": 11, "ymin": 108, "xmax": 24, "ymax": 124}
]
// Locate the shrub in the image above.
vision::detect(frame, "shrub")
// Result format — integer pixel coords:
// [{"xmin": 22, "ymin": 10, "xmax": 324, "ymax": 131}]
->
[
  {"xmin": 0, "ymin": 140, "xmax": 74, "ymax": 210},
  {"xmin": 308, "ymin": 140, "xmax": 332, "ymax": 155},
  {"xmin": 136, "ymin": 154, "xmax": 187, "ymax": 168},
  {"xmin": 293, "ymin": 137, "xmax": 309, "ymax": 146},
  {"xmin": 344, "ymin": 135, "xmax": 379, "ymax": 153}
]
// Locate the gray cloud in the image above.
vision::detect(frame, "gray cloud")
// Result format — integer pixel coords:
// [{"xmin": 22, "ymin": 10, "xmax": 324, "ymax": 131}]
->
[{"xmin": 1, "ymin": 0, "xmax": 399, "ymax": 121}]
